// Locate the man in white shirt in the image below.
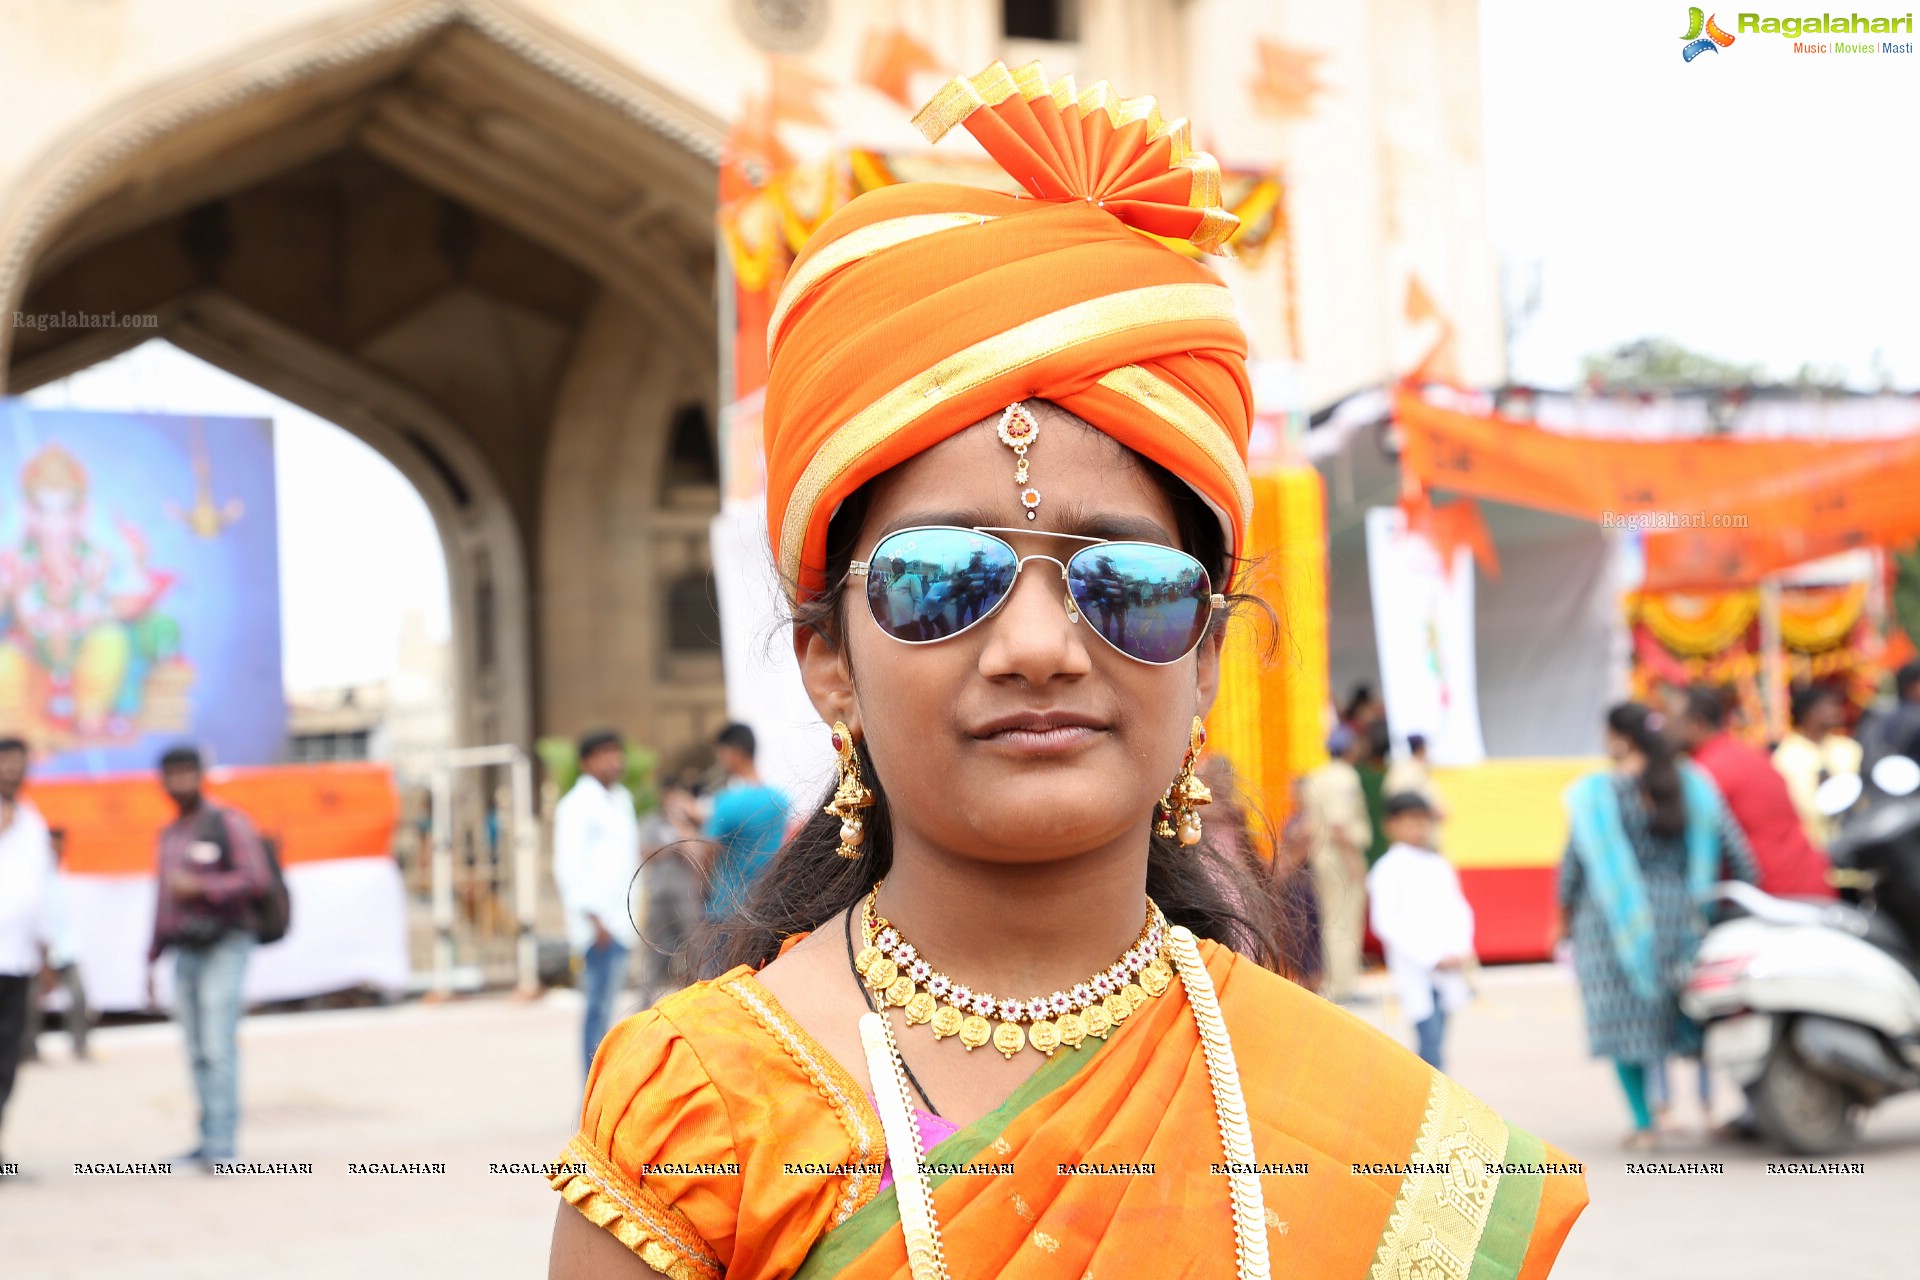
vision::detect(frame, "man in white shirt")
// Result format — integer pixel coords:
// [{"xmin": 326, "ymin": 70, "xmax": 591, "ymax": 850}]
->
[
  {"xmin": 1367, "ymin": 791, "xmax": 1475, "ymax": 1071},
  {"xmin": 551, "ymin": 729, "xmax": 641, "ymax": 1074},
  {"xmin": 0, "ymin": 737, "xmax": 54, "ymax": 1166},
  {"xmin": 22, "ymin": 827, "xmax": 91, "ymax": 1062}
]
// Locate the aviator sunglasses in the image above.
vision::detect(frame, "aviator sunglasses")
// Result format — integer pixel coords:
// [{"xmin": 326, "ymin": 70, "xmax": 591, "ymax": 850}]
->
[{"xmin": 848, "ymin": 526, "xmax": 1226, "ymax": 665}]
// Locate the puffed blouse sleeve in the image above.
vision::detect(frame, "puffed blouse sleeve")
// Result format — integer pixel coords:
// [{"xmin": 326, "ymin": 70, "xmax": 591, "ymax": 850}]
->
[{"xmin": 552, "ymin": 1009, "xmax": 739, "ymax": 1280}]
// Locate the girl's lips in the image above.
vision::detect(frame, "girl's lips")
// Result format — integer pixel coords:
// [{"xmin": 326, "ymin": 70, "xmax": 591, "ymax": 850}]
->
[
  {"xmin": 974, "ymin": 719, "xmax": 1108, "ymax": 756},
  {"xmin": 971, "ymin": 710, "xmax": 1108, "ymax": 737}
]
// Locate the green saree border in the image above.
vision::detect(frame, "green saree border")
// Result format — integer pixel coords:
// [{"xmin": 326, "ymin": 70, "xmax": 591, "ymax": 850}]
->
[
  {"xmin": 1466, "ymin": 1126, "xmax": 1548, "ymax": 1280},
  {"xmin": 792, "ymin": 1031, "xmax": 1108, "ymax": 1279}
]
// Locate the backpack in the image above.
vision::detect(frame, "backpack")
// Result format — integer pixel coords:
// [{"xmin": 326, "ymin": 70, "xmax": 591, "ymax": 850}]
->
[
  {"xmin": 251, "ymin": 832, "xmax": 292, "ymax": 945},
  {"xmin": 188, "ymin": 806, "xmax": 292, "ymax": 946}
]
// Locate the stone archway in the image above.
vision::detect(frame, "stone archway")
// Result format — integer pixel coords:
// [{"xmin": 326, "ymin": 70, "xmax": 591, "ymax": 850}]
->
[{"xmin": 0, "ymin": 0, "xmax": 732, "ymax": 756}]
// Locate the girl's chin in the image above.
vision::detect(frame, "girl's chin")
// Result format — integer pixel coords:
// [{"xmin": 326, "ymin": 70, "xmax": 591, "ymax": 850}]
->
[{"xmin": 941, "ymin": 806, "xmax": 1154, "ymax": 859}]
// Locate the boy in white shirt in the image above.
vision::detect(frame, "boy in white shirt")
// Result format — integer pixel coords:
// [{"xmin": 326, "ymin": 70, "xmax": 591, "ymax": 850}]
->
[{"xmin": 1367, "ymin": 792, "xmax": 1475, "ymax": 1070}]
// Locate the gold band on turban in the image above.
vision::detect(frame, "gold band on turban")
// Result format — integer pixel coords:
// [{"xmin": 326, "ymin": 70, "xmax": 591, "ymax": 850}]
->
[{"xmin": 764, "ymin": 63, "xmax": 1254, "ymax": 602}]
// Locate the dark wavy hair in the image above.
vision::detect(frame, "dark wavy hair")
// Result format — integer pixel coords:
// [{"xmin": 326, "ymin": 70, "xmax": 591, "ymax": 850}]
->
[
  {"xmin": 1607, "ymin": 701, "xmax": 1686, "ymax": 838},
  {"xmin": 692, "ymin": 435, "xmax": 1290, "ymax": 978}
]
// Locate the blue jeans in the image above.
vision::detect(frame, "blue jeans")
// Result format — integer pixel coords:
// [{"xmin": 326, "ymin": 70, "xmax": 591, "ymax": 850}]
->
[
  {"xmin": 173, "ymin": 931, "xmax": 255, "ymax": 1159},
  {"xmin": 1414, "ymin": 987, "xmax": 1446, "ymax": 1070},
  {"xmin": 580, "ymin": 940, "xmax": 630, "ymax": 1075}
]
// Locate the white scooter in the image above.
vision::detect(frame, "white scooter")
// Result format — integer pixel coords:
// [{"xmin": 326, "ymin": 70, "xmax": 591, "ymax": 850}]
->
[{"xmin": 1681, "ymin": 757, "xmax": 1920, "ymax": 1154}]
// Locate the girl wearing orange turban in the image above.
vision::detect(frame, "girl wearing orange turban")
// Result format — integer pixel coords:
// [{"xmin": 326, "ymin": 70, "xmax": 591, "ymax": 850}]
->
[{"xmin": 550, "ymin": 64, "xmax": 1585, "ymax": 1280}]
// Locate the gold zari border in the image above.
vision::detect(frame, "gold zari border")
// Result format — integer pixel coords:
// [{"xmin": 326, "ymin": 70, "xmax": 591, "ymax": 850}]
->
[
  {"xmin": 552, "ymin": 1133, "xmax": 723, "ymax": 1280},
  {"xmin": 1365, "ymin": 1074, "xmax": 1510, "ymax": 1280},
  {"xmin": 768, "ymin": 212, "xmax": 999, "ymax": 357},
  {"xmin": 723, "ymin": 975, "xmax": 884, "ymax": 1226},
  {"xmin": 778, "ymin": 280, "xmax": 1239, "ymax": 591},
  {"xmin": 1096, "ymin": 365, "xmax": 1253, "ymax": 524}
]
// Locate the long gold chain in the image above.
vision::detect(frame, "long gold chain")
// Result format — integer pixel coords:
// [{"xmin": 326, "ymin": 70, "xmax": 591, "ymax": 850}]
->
[
  {"xmin": 1166, "ymin": 924, "xmax": 1270, "ymax": 1279},
  {"xmin": 860, "ymin": 1010, "xmax": 953, "ymax": 1280},
  {"xmin": 855, "ymin": 886, "xmax": 1172, "ymax": 1059}
]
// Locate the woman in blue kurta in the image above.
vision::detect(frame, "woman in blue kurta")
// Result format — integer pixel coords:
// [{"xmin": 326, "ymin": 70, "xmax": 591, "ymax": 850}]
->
[{"xmin": 1559, "ymin": 701, "xmax": 1758, "ymax": 1146}]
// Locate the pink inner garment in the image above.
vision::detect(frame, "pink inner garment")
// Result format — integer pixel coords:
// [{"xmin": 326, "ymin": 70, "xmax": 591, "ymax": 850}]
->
[{"xmin": 869, "ymin": 1099, "xmax": 963, "ymax": 1192}]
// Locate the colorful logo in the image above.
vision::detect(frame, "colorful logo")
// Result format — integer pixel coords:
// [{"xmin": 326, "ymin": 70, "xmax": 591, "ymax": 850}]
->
[{"xmin": 1681, "ymin": 8, "xmax": 1737, "ymax": 58}]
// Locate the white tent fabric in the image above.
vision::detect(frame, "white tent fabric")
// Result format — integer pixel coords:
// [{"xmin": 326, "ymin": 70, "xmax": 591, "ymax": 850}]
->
[
  {"xmin": 1322, "ymin": 413, "xmax": 1625, "ymax": 759},
  {"xmin": 1364, "ymin": 507, "xmax": 1486, "ymax": 766},
  {"xmin": 56, "ymin": 857, "xmax": 408, "ymax": 1013}
]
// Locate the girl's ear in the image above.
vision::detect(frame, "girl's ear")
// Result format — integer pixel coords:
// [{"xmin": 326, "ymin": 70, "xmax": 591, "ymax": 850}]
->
[
  {"xmin": 1194, "ymin": 627, "xmax": 1223, "ymax": 719},
  {"xmin": 795, "ymin": 622, "xmax": 859, "ymax": 739}
]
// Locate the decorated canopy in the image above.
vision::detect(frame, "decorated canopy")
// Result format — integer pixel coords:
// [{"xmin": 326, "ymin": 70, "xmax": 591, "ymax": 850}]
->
[{"xmin": 1393, "ymin": 382, "xmax": 1920, "ymax": 591}]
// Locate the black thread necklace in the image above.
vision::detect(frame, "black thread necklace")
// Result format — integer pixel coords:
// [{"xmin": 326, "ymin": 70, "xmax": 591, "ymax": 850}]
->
[{"xmin": 844, "ymin": 905, "xmax": 942, "ymax": 1118}]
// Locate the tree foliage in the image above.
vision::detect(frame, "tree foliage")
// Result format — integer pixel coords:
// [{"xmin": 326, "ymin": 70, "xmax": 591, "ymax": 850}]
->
[{"xmin": 1580, "ymin": 336, "xmax": 1762, "ymax": 390}]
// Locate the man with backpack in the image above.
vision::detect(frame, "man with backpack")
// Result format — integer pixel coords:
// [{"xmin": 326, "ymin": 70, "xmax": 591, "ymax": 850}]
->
[{"xmin": 144, "ymin": 745, "xmax": 277, "ymax": 1170}]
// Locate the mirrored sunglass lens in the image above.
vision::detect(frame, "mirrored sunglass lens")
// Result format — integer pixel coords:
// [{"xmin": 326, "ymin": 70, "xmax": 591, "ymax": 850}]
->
[
  {"xmin": 865, "ymin": 529, "xmax": 1017, "ymax": 642},
  {"xmin": 1066, "ymin": 543, "xmax": 1213, "ymax": 663}
]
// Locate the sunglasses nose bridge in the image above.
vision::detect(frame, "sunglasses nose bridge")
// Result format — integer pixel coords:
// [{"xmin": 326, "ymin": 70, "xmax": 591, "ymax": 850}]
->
[{"xmin": 1012, "ymin": 553, "xmax": 1078, "ymax": 622}]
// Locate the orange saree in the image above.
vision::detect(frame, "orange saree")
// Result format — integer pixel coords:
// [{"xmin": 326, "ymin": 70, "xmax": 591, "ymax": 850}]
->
[{"xmin": 552, "ymin": 939, "xmax": 1587, "ymax": 1278}]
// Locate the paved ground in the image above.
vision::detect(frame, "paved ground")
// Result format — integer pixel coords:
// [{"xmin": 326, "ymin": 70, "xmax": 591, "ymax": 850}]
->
[{"xmin": 2, "ymin": 964, "xmax": 1912, "ymax": 1278}]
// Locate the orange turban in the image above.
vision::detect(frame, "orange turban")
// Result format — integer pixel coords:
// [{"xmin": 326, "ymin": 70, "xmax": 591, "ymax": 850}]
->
[{"xmin": 764, "ymin": 62, "xmax": 1254, "ymax": 602}]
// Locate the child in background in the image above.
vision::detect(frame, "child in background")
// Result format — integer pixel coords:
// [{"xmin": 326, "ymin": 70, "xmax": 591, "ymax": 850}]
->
[{"xmin": 1368, "ymin": 792, "xmax": 1475, "ymax": 1070}]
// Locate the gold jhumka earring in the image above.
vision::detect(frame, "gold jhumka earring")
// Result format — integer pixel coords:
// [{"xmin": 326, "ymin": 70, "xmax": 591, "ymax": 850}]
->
[
  {"xmin": 996, "ymin": 403, "xmax": 1044, "ymax": 520},
  {"xmin": 1155, "ymin": 716, "xmax": 1213, "ymax": 846},
  {"xmin": 825, "ymin": 722, "xmax": 875, "ymax": 859}
]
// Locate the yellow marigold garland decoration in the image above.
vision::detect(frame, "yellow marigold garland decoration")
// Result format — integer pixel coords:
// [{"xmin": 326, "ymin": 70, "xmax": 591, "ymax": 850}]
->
[
  {"xmin": 1632, "ymin": 590, "xmax": 1759, "ymax": 657},
  {"xmin": 1778, "ymin": 583, "xmax": 1866, "ymax": 653}
]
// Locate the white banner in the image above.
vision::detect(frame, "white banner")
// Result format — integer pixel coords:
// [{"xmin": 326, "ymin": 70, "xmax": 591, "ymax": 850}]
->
[
  {"xmin": 1364, "ymin": 506, "xmax": 1486, "ymax": 767},
  {"xmin": 56, "ymin": 858, "xmax": 410, "ymax": 1013}
]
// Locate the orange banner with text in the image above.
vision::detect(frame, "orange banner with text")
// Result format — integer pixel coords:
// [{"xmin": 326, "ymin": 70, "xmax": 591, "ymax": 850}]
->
[
  {"xmin": 1394, "ymin": 386, "xmax": 1920, "ymax": 586},
  {"xmin": 27, "ymin": 763, "xmax": 399, "ymax": 876}
]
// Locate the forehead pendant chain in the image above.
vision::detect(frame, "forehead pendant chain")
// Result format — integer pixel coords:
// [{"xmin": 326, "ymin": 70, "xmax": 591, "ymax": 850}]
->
[{"xmin": 996, "ymin": 403, "xmax": 1043, "ymax": 520}]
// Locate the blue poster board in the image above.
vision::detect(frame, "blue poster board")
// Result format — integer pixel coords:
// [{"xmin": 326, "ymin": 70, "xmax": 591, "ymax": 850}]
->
[{"xmin": 0, "ymin": 402, "xmax": 284, "ymax": 775}]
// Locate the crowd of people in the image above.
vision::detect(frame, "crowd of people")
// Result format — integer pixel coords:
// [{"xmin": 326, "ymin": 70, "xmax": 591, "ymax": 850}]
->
[
  {"xmin": 549, "ymin": 722, "xmax": 789, "ymax": 1076},
  {"xmin": 1551, "ymin": 666, "xmax": 1911, "ymax": 1150},
  {"xmin": 1277, "ymin": 667, "xmax": 1900, "ymax": 1140}
]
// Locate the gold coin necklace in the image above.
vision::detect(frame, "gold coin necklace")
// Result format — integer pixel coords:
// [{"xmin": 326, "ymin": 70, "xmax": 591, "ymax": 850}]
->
[
  {"xmin": 854, "ymin": 885, "xmax": 1173, "ymax": 1060},
  {"xmin": 859, "ymin": 921, "xmax": 1269, "ymax": 1280}
]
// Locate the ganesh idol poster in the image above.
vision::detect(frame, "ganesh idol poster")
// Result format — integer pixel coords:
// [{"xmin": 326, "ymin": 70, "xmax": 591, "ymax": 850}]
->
[{"xmin": 0, "ymin": 401, "xmax": 283, "ymax": 776}]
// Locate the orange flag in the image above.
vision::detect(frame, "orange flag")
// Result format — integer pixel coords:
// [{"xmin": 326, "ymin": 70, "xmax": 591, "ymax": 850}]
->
[
  {"xmin": 769, "ymin": 54, "xmax": 834, "ymax": 126},
  {"xmin": 1400, "ymin": 489, "xmax": 1498, "ymax": 579},
  {"xmin": 1249, "ymin": 39, "xmax": 1328, "ymax": 119},
  {"xmin": 859, "ymin": 28, "xmax": 943, "ymax": 106},
  {"xmin": 1404, "ymin": 275, "xmax": 1441, "ymax": 325}
]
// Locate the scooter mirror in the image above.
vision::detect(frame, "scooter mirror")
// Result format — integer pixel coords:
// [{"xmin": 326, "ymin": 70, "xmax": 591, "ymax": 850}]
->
[
  {"xmin": 1870, "ymin": 754, "xmax": 1920, "ymax": 797},
  {"xmin": 1815, "ymin": 772, "xmax": 1863, "ymax": 816}
]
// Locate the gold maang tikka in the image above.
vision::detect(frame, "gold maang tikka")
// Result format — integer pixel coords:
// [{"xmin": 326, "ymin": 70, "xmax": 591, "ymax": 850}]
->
[
  {"xmin": 824, "ymin": 722, "xmax": 874, "ymax": 859},
  {"xmin": 996, "ymin": 403, "xmax": 1043, "ymax": 521},
  {"xmin": 1155, "ymin": 716, "xmax": 1213, "ymax": 846}
]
